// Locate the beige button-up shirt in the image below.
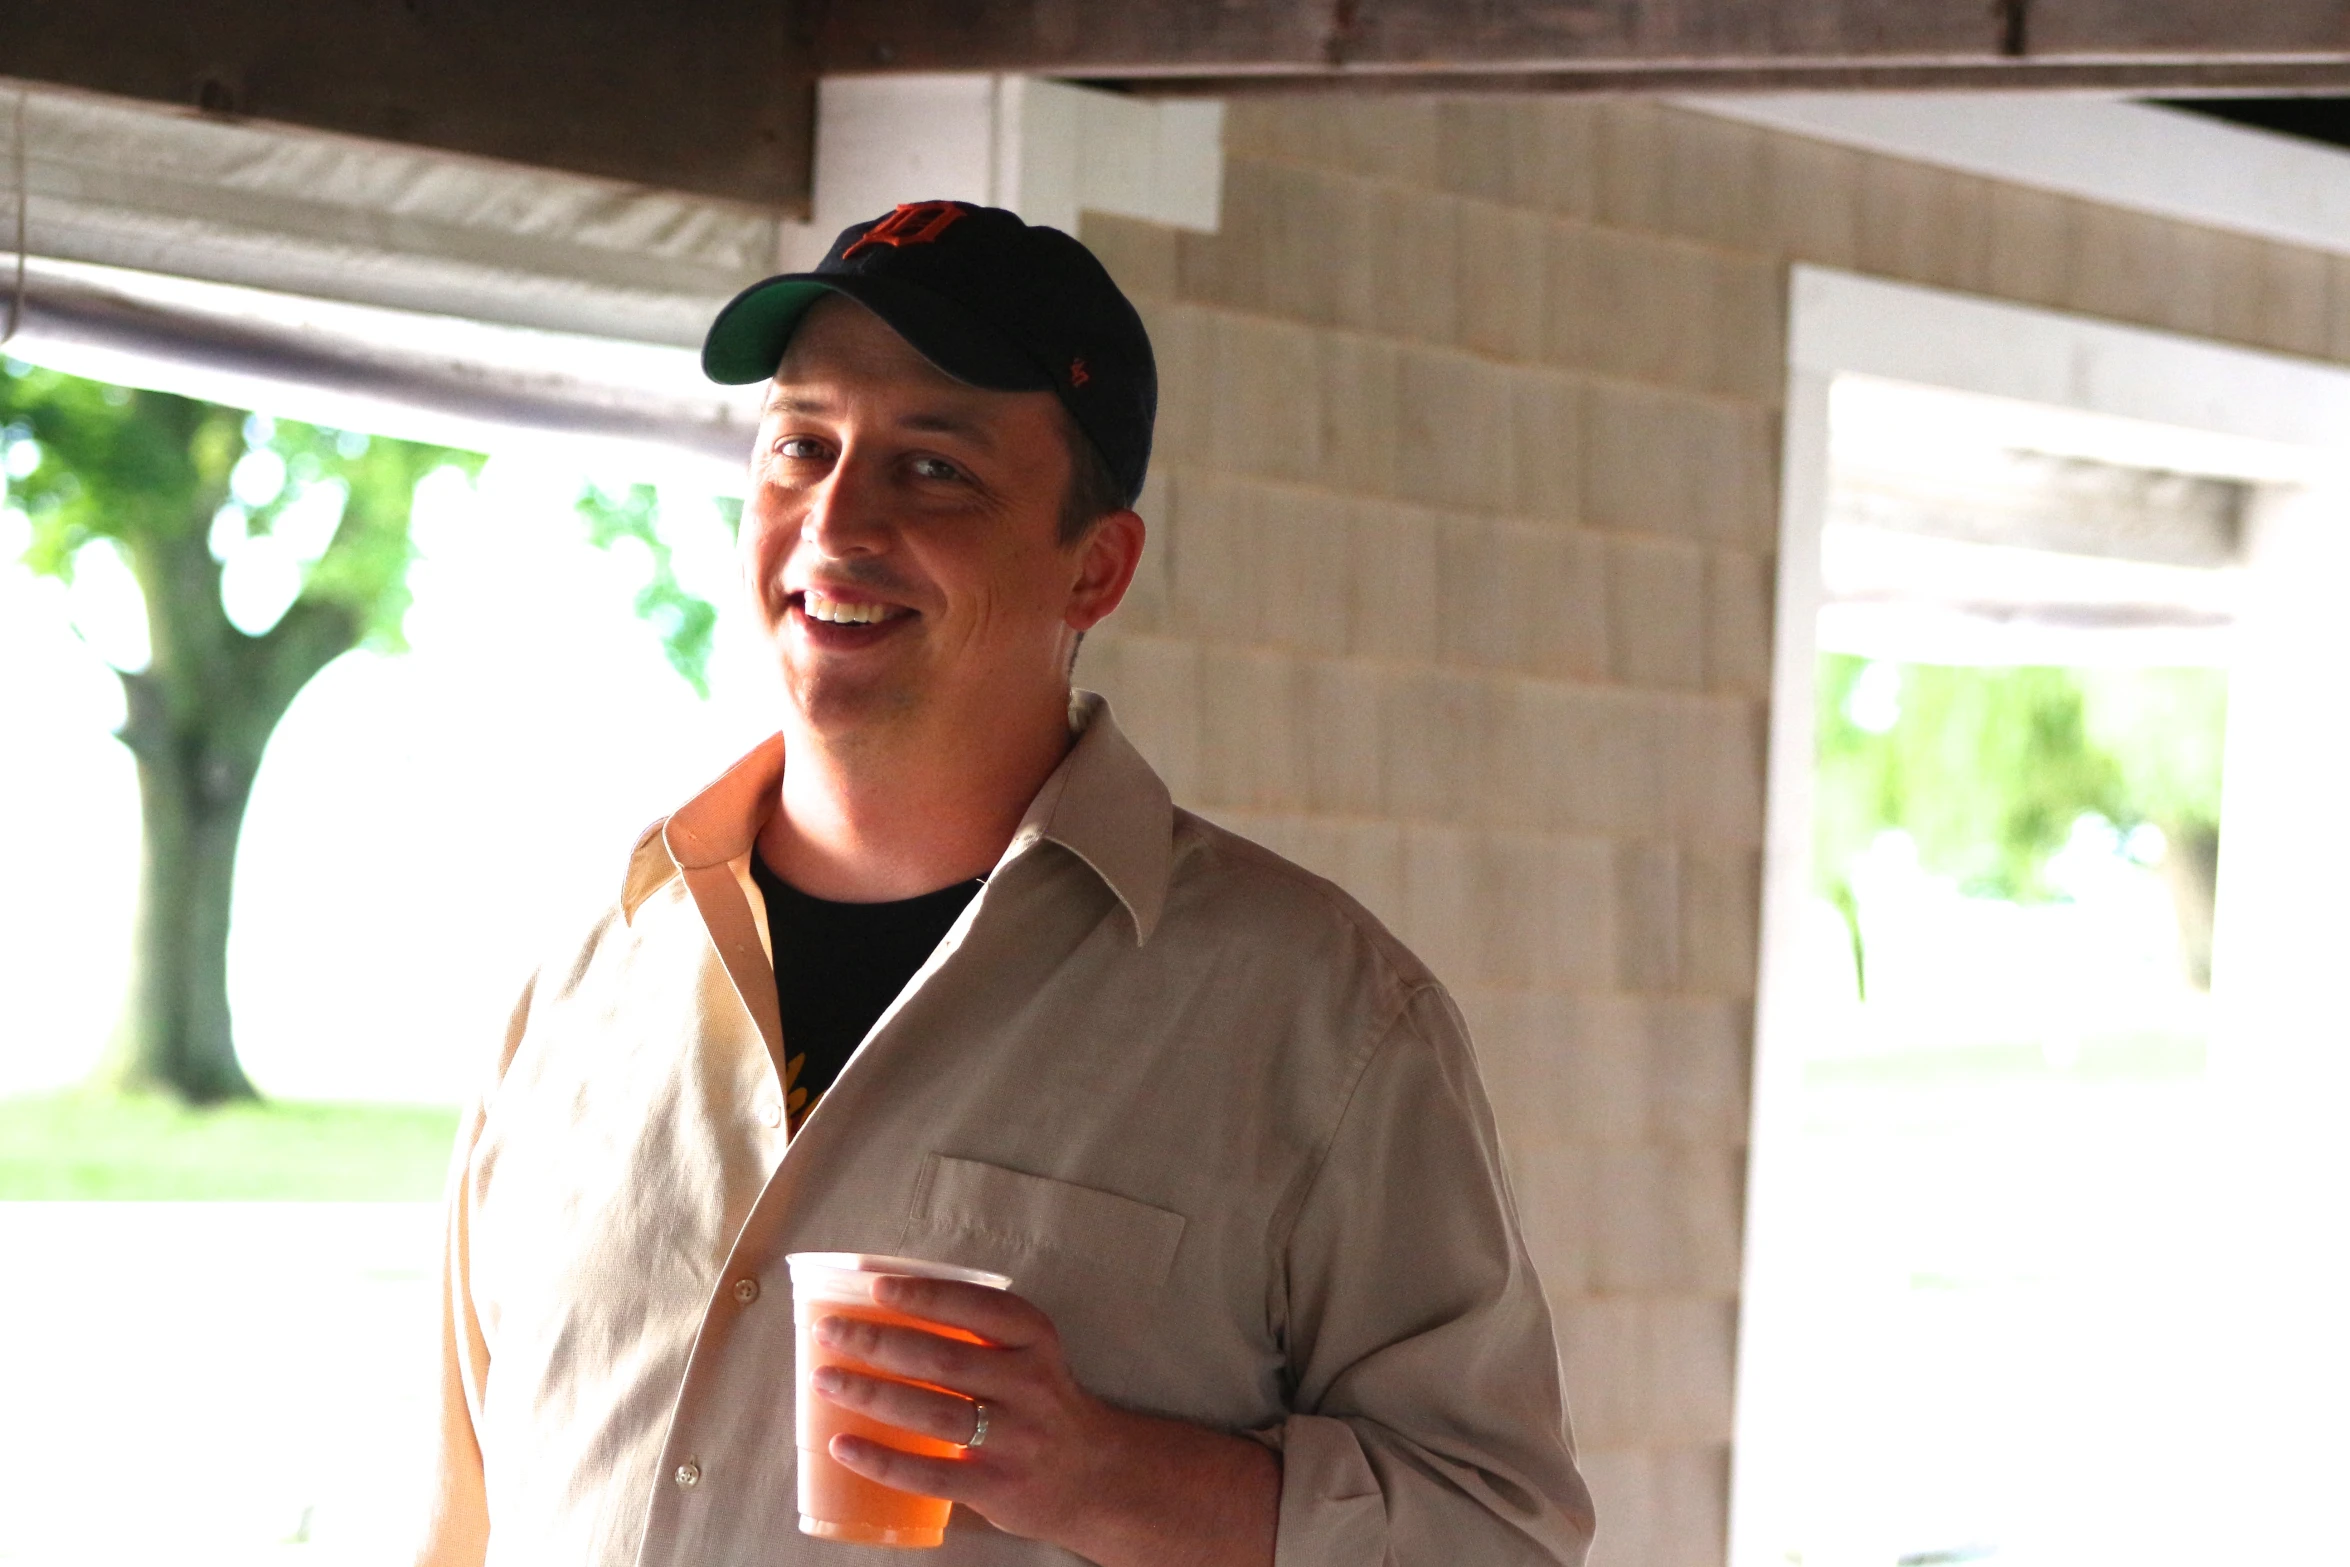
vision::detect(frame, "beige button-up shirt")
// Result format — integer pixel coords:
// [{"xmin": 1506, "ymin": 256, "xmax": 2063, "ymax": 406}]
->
[{"xmin": 422, "ymin": 695, "xmax": 1593, "ymax": 1567}]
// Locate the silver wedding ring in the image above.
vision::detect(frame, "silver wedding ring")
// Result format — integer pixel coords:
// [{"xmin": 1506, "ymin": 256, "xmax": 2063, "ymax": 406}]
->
[{"xmin": 965, "ymin": 1401, "xmax": 991, "ymax": 1450}]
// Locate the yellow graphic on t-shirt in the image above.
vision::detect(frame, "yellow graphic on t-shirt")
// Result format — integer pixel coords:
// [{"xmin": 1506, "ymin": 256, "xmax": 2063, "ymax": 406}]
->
[{"xmin": 784, "ymin": 1049, "xmax": 811, "ymax": 1131}]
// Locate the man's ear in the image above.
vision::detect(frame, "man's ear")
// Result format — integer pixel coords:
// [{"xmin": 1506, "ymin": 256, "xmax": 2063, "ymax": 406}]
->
[{"xmin": 1065, "ymin": 509, "xmax": 1146, "ymax": 633}]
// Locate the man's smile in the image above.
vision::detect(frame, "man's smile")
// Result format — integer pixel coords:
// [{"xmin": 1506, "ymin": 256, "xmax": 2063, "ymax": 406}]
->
[{"xmin": 791, "ymin": 587, "xmax": 917, "ymax": 646}]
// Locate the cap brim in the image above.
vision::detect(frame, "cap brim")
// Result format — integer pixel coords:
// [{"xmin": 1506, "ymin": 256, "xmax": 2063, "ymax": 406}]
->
[{"xmin": 701, "ymin": 274, "xmax": 1052, "ymax": 392}]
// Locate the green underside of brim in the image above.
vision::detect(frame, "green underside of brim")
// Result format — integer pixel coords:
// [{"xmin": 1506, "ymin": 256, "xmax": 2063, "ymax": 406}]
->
[{"xmin": 702, "ymin": 279, "xmax": 835, "ymax": 384}]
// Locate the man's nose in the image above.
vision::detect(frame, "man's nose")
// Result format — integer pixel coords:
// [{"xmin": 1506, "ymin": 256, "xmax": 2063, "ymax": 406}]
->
[{"xmin": 800, "ymin": 452, "xmax": 890, "ymax": 556}]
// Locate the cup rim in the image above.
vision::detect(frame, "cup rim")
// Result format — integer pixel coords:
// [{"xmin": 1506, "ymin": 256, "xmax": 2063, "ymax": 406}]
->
[{"xmin": 784, "ymin": 1251, "xmax": 1013, "ymax": 1291}]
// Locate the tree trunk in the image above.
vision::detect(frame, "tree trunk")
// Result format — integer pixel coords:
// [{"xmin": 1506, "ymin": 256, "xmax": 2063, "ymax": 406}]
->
[
  {"xmin": 2161, "ymin": 819, "xmax": 2221, "ymax": 992},
  {"xmin": 111, "ymin": 687, "xmax": 262, "ymax": 1102},
  {"xmin": 100, "ymin": 504, "xmax": 358, "ymax": 1103}
]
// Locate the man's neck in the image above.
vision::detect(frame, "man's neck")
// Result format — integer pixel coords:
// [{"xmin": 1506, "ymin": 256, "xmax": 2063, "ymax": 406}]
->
[{"xmin": 756, "ymin": 694, "xmax": 1076, "ymax": 903}]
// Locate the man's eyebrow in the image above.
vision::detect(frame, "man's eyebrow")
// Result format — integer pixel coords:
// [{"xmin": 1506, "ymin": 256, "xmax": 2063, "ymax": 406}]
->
[{"xmin": 765, "ymin": 390, "xmax": 835, "ymax": 417}]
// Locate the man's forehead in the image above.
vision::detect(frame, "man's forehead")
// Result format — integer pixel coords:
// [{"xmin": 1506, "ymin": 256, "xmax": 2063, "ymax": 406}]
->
[
  {"xmin": 762, "ymin": 298, "xmax": 1058, "ymax": 442},
  {"xmin": 768, "ymin": 294, "xmax": 959, "ymax": 393}
]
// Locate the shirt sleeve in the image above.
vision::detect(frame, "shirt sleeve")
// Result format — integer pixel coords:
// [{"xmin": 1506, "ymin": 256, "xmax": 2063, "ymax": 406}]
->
[
  {"xmin": 414, "ymin": 975, "xmax": 535, "ymax": 1567},
  {"xmin": 1267, "ymin": 981, "xmax": 1595, "ymax": 1567}
]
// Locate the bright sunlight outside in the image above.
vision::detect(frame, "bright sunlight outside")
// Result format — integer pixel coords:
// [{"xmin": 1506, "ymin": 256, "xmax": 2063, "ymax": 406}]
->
[
  {"xmin": 0, "ymin": 355, "xmax": 772, "ymax": 1566},
  {"xmin": 1780, "ymin": 657, "xmax": 2225, "ymax": 1567},
  {"xmin": 1752, "ymin": 371, "xmax": 2254, "ymax": 1567}
]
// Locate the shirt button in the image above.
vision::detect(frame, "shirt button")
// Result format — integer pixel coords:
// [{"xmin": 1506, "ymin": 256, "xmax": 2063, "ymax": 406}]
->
[
  {"xmin": 733, "ymin": 1277, "xmax": 760, "ymax": 1304},
  {"xmin": 758, "ymin": 1102, "xmax": 783, "ymax": 1128},
  {"xmin": 674, "ymin": 1460, "xmax": 702, "ymax": 1489}
]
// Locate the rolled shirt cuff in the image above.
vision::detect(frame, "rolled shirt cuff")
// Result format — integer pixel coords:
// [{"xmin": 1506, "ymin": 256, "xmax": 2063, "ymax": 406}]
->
[{"xmin": 1254, "ymin": 1413, "xmax": 1388, "ymax": 1567}]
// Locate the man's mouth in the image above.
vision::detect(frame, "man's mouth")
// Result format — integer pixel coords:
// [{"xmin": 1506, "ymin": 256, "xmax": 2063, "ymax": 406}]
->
[{"xmin": 794, "ymin": 587, "xmax": 915, "ymax": 632}]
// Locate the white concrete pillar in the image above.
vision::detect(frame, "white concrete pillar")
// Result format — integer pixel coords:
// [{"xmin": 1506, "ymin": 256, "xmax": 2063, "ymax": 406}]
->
[
  {"xmin": 779, "ymin": 76, "xmax": 1223, "ymax": 268},
  {"xmin": 2213, "ymin": 481, "xmax": 2350, "ymax": 1051},
  {"xmin": 2205, "ymin": 478, "xmax": 2350, "ymax": 1558}
]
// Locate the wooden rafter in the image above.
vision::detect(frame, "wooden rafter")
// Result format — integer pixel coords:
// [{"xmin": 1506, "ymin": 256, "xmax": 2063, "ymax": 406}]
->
[
  {"xmin": 3, "ymin": 0, "xmax": 2349, "ymax": 211},
  {"xmin": 814, "ymin": 0, "xmax": 2350, "ymax": 83},
  {"xmin": 0, "ymin": 0, "xmax": 816, "ymax": 210}
]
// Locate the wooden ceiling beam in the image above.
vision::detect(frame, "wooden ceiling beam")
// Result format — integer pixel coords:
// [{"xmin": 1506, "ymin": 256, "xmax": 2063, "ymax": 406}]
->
[
  {"xmin": 0, "ymin": 0, "xmax": 816, "ymax": 211},
  {"xmin": 3, "ymin": 0, "xmax": 2349, "ymax": 220},
  {"xmin": 816, "ymin": 0, "xmax": 2350, "ymax": 87}
]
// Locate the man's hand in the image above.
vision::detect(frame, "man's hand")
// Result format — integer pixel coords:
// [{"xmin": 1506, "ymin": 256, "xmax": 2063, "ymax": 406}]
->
[{"xmin": 812, "ymin": 1275, "xmax": 1280, "ymax": 1567}]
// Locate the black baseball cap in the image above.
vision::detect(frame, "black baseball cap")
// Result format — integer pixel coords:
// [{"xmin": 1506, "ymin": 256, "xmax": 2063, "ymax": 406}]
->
[{"xmin": 701, "ymin": 201, "xmax": 1157, "ymax": 507}]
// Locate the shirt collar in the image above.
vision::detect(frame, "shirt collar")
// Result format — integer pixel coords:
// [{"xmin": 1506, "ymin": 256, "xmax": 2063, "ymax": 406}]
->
[
  {"xmin": 1003, "ymin": 690, "xmax": 1174, "ymax": 944},
  {"xmin": 621, "ymin": 691, "xmax": 1174, "ymax": 944}
]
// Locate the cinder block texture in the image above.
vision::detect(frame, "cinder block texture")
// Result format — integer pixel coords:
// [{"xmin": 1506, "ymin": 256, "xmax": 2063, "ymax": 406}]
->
[
  {"xmin": 1577, "ymin": 1445, "xmax": 1733, "ymax": 1567},
  {"xmin": 1083, "ymin": 89, "xmax": 2340, "ymax": 1567}
]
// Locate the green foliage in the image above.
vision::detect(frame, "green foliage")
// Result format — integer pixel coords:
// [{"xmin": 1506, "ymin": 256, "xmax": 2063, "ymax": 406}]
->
[
  {"xmin": 1818, "ymin": 658, "xmax": 2124, "ymax": 903},
  {"xmin": 2079, "ymin": 667, "xmax": 2229, "ymax": 838},
  {"xmin": 257, "ymin": 418, "xmax": 485, "ymax": 653},
  {"xmin": 1, "ymin": 361, "xmax": 484, "ymax": 656},
  {"xmin": 4, "ymin": 367, "xmax": 235, "ymax": 579},
  {"xmin": 576, "ymin": 479, "xmax": 724, "ymax": 698},
  {"xmin": 1815, "ymin": 656, "xmax": 2228, "ymax": 906}
]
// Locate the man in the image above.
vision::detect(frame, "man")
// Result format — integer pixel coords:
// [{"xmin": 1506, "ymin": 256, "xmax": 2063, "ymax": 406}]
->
[{"xmin": 422, "ymin": 201, "xmax": 1593, "ymax": 1567}]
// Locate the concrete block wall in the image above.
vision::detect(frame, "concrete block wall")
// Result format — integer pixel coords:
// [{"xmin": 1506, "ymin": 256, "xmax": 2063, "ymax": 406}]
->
[{"xmin": 1076, "ymin": 95, "xmax": 2350, "ymax": 1565}]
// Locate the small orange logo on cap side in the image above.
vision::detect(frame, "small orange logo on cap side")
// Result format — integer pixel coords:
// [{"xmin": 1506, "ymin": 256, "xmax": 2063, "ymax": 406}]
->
[
  {"xmin": 1069, "ymin": 357, "xmax": 1091, "ymax": 387},
  {"xmin": 841, "ymin": 202, "xmax": 969, "ymax": 260}
]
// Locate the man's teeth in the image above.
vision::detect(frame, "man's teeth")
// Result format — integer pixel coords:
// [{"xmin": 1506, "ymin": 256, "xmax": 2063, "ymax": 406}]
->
[{"xmin": 802, "ymin": 591, "xmax": 902, "ymax": 625}]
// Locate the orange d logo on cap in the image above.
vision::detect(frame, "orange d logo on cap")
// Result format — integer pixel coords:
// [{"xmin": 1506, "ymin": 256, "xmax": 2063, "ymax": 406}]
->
[{"xmin": 840, "ymin": 201, "xmax": 970, "ymax": 260}]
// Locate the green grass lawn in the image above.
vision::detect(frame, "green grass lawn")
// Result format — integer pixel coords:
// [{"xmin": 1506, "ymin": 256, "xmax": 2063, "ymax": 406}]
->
[
  {"xmin": 0, "ymin": 1093, "xmax": 461, "ymax": 1200},
  {"xmin": 1803, "ymin": 1027, "xmax": 2207, "ymax": 1088}
]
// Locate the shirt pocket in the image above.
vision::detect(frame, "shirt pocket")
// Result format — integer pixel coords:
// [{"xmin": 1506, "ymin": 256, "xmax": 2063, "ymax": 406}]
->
[{"xmin": 898, "ymin": 1154, "xmax": 1187, "ymax": 1400}]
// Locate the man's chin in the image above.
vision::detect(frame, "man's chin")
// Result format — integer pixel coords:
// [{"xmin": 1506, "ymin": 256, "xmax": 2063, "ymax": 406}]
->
[{"xmin": 782, "ymin": 664, "xmax": 925, "ymax": 737}]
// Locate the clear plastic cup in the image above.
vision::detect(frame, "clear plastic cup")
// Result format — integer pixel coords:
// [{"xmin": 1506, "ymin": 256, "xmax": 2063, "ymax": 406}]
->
[{"xmin": 787, "ymin": 1252, "xmax": 1014, "ymax": 1549}]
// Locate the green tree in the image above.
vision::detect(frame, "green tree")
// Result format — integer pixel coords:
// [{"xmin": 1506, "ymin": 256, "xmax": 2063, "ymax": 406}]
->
[
  {"xmin": 1814, "ymin": 656, "xmax": 2229, "ymax": 996},
  {"xmin": 4, "ymin": 362, "xmax": 481, "ymax": 1101},
  {"xmin": 2083, "ymin": 667, "xmax": 2229, "ymax": 985},
  {"xmin": 1817, "ymin": 659, "xmax": 2126, "ymax": 904},
  {"xmin": 575, "ymin": 480, "xmax": 725, "ymax": 697}
]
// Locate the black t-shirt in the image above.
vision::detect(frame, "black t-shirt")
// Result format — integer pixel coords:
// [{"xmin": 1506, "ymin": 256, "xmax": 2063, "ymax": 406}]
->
[{"xmin": 748, "ymin": 852, "xmax": 983, "ymax": 1129}]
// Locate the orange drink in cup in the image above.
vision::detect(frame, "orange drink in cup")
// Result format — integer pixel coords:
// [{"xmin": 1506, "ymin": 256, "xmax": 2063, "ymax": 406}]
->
[{"xmin": 787, "ymin": 1252, "xmax": 1014, "ymax": 1549}]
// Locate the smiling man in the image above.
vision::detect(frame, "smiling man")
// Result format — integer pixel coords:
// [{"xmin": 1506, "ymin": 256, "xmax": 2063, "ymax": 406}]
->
[{"xmin": 420, "ymin": 202, "xmax": 1593, "ymax": 1567}]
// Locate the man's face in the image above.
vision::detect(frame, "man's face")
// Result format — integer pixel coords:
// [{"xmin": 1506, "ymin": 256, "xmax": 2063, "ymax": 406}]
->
[{"xmin": 741, "ymin": 296, "xmax": 1113, "ymax": 740}]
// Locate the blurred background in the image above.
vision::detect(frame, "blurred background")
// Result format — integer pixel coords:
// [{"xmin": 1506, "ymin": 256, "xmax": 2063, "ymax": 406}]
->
[
  {"xmin": 1745, "ymin": 373, "xmax": 2246, "ymax": 1567},
  {"xmin": 9, "ymin": 18, "xmax": 2350, "ymax": 1567}
]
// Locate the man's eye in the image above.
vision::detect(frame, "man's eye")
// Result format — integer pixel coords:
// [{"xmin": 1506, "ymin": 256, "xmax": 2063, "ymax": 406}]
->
[
  {"xmin": 909, "ymin": 456, "xmax": 963, "ymax": 482},
  {"xmin": 775, "ymin": 437, "xmax": 828, "ymax": 460}
]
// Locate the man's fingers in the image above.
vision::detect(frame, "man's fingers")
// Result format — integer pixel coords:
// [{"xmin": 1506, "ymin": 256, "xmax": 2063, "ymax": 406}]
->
[
  {"xmin": 817, "ymin": 1314, "xmax": 1011, "ymax": 1398},
  {"xmin": 814, "ymin": 1365, "xmax": 983, "ymax": 1447},
  {"xmin": 873, "ymin": 1276, "xmax": 1052, "ymax": 1348},
  {"xmin": 828, "ymin": 1433, "xmax": 985, "ymax": 1504}
]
